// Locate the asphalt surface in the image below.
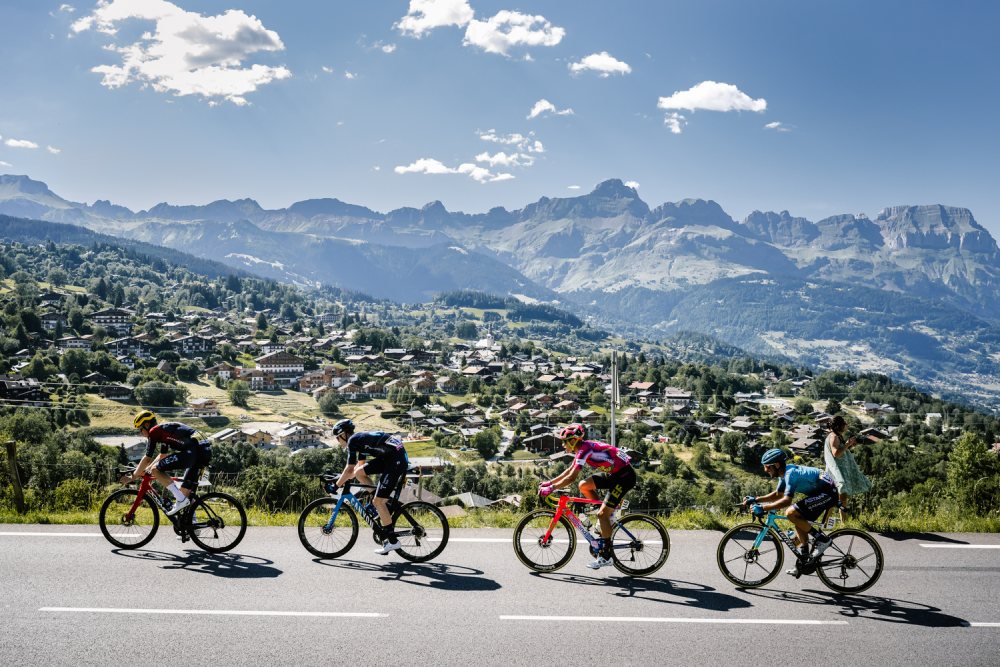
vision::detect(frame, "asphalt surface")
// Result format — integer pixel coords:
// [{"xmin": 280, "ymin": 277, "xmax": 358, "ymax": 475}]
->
[{"xmin": 1, "ymin": 525, "xmax": 998, "ymax": 666}]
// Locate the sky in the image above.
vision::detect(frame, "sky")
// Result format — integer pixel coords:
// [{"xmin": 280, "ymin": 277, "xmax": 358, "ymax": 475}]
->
[{"xmin": 1, "ymin": 0, "xmax": 998, "ymax": 238}]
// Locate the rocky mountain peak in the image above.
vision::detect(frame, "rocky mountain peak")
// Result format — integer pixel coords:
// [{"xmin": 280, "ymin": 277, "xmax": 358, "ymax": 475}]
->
[
  {"xmin": 0, "ymin": 174, "xmax": 58, "ymax": 197},
  {"xmin": 875, "ymin": 205, "xmax": 997, "ymax": 254},
  {"xmin": 742, "ymin": 210, "xmax": 819, "ymax": 246}
]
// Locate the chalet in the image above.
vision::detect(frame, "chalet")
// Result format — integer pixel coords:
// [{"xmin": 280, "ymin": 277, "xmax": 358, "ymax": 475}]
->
[
  {"xmin": 0, "ymin": 375, "xmax": 46, "ymax": 405},
  {"xmin": 89, "ymin": 308, "xmax": 135, "ymax": 335},
  {"xmin": 523, "ymin": 431, "xmax": 560, "ymax": 454},
  {"xmin": 276, "ymin": 423, "xmax": 325, "ymax": 451},
  {"xmin": 188, "ymin": 397, "xmax": 220, "ymax": 418},
  {"xmin": 82, "ymin": 372, "xmax": 109, "ymax": 387},
  {"xmin": 442, "ymin": 492, "xmax": 495, "ymax": 509},
  {"xmin": 629, "ymin": 381, "xmax": 657, "ymax": 393},
  {"xmin": 662, "ymin": 387, "xmax": 693, "ymax": 409},
  {"xmin": 241, "ymin": 369, "xmax": 277, "ymax": 391},
  {"xmin": 156, "ymin": 360, "xmax": 174, "ymax": 376},
  {"xmin": 205, "ymin": 362, "xmax": 239, "ymax": 381},
  {"xmin": 57, "ymin": 335, "xmax": 91, "ymax": 350},
  {"xmin": 337, "ymin": 382, "xmax": 364, "ymax": 399},
  {"xmin": 410, "ymin": 376, "xmax": 436, "ymax": 393},
  {"xmin": 788, "ymin": 437, "xmax": 822, "ymax": 456},
  {"xmin": 576, "ymin": 409, "xmax": 600, "ymax": 424},
  {"xmin": 361, "ymin": 381, "xmax": 385, "ymax": 396},
  {"xmin": 40, "ymin": 312, "xmax": 67, "ymax": 331},
  {"xmin": 621, "ymin": 407, "xmax": 645, "ymax": 423},
  {"xmin": 553, "ymin": 400, "xmax": 579, "ymax": 412},
  {"xmin": 174, "ymin": 334, "xmax": 214, "ymax": 355},
  {"xmin": 38, "ymin": 291, "xmax": 64, "ymax": 306},
  {"xmin": 436, "ymin": 376, "xmax": 459, "ymax": 393},
  {"xmin": 925, "ymin": 412, "xmax": 943, "ymax": 425},
  {"xmin": 255, "ymin": 351, "xmax": 305, "ymax": 387}
]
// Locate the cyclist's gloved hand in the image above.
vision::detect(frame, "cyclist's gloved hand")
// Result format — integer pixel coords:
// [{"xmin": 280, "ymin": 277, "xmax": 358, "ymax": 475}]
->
[
  {"xmin": 750, "ymin": 503, "xmax": 765, "ymax": 517},
  {"xmin": 538, "ymin": 483, "xmax": 553, "ymax": 497},
  {"xmin": 326, "ymin": 482, "xmax": 339, "ymax": 495},
  {"xmin": 742, "ymin": 495, "xmax": 756, "ymax": 507}
]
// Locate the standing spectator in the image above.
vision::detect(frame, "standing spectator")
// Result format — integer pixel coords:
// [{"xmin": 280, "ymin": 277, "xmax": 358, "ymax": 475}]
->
[{"xmin": 824, "ymin": 415, "xmax": 871, "ymax": 512}]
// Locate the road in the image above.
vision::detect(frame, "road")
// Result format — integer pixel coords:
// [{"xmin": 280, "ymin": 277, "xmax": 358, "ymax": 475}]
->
[{"xmin": 1, "ymin": 526, "xmax": 998, "ymax": 666}]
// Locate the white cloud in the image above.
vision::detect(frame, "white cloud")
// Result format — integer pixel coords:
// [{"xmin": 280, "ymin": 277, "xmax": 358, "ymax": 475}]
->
[
  {"xmin": 657, "ymin": 80, "xmax": 767, "ymax": 113},
  {"xmin": 4, "ymin": 138, "xmax": 39, "ymax": 149},
  {"xmin": 478, "ymin": 129, "xmax": 544, "ymax": 153},
  {"xmin": 321, "ymin": 66, "xmax": 333, "ymax": 74},
  {"xmin": 377, "ymin": 42, "xmax": 397, "ymax": 54},
  {"xmin": 0, "ymin": 161, "xmax": 12, "ymax": 168},
  {"xmin": 765, "ymin": 121, "xmax": 792, "ymax": 132},
  {"xmin": 344, "ymin": 71, "xmax": 357, "ymax": 80},
  {"xmin": 394, "ymin": 157, "xmax": 513, "ymax": 183},
  {"xmin": 59, "ymin": 4, "xmax": 75, "ymax": 13},
  {"xmin": 567, "ymin": 185, "xmax": 581, "ymax": 190},
  {"xmin": 569, "ymin": 51, "xmax": 631, "ymax": 77},
  {"xmin": 372, "ymin": 166, "xmax": 381, "ymax": 172},
  {"xmin": 664, "ymin": 112, "xmax": 686, "ymax": 134},
  {"xmin": 527, "ymin": 98, "xmax": 574, "ymax": 120},
  {"xmin": 625, "ymin": 180, "xmax": 639, "ymax": 189},
  {"xmin": 396, "ymin": 0, "xmax": 474, "ymax": 38},
  {"xmin": 463, "ymin": 10, "xmax": 564, "ymax": 56},
  {"xmin": 474, "ymin": 151, "xmax": 534, "ymax": 168},
  {"xmin": 47, "ymin": 146, "xmax": 62, "ymax": 154},
  {"xmin": 72, "ymin": 0, "xmax": 290, "ymax": 106}
]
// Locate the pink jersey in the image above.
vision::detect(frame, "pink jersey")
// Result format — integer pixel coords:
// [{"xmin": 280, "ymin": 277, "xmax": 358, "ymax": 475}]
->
[{"xmin": 571, "ymin": 440, "xmax": 631, "ymax": 474}]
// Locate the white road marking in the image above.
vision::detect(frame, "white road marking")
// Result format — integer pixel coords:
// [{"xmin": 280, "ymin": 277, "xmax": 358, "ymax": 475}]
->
[
  {"xmin": 919, "ymin": 544, "xmax": 1000, "ymax": 549},
  {"xmin": 0, "ymin": 532, "xmax": 100, "ymax": 537},
  {"xmin": 500, "ymin": 615, "xmax": 848, "ymax": 625},
  {"xmin": 967, "ymin": 622, "xmax": 1000, "ymax": 627},
  {"xmin": 40, "ymin": 607, "xmax": 386, "ymax": 618}
]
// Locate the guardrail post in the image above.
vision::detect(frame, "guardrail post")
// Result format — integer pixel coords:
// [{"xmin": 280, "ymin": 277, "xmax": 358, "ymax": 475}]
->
[{"xmin": 5, "ymin": 440, "xmax": 26, "ymax": 513}]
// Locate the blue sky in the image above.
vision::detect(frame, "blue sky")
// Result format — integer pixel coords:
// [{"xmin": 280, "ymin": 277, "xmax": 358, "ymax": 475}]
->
[{"xmin": 1, "ymin": 1, "xmax": 998, "ymax": 238}]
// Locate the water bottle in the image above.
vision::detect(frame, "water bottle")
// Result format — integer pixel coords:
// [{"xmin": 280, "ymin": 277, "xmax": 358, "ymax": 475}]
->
[
  {"xmin": 580, "ymin": 514, "xmax": 592, "ymax": 530},
  {"xmin": 825, "ymin": 515, "xmax": 837, "ymax": 530}
]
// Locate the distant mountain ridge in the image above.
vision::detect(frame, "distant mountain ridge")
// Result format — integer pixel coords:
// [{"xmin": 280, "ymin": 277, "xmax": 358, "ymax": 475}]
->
[{"xmin": 2, "ymin": 173, "xmax": 999, "ymax": 409}]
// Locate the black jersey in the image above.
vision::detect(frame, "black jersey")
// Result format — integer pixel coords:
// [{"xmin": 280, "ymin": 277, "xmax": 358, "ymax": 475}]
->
[
  {"xmin": 144, "ymin": 422, "xmax": 204, "ymax": 458},
  {"xmin": 346, "ymin": 431, "xmax": 405, "ymax": 465}
]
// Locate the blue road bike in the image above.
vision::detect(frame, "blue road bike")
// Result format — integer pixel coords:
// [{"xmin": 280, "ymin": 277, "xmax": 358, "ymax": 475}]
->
[
  {"xmin": 297, "ymin": 473, "xmax": 448, "ymax": 563},
  {"xmin": 716, "ymin": 506, "xmax": 883, "ymax": 593}
]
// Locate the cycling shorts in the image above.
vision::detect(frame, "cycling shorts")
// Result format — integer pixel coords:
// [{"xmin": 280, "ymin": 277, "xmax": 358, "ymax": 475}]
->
[
  {"xmin": 362, "ymin": 450, "xmax": 409, "ymax": 499},
  {"xmin": 592, "ymin": 465, "xmax": 637, "ymax": 508},
  {"xmin": 157, "ymin": 443, "xmax": 212, "ymax": 491},
  {"xmin": 793, "ymin": 482, "xmax": 838, "ymax": 521}
]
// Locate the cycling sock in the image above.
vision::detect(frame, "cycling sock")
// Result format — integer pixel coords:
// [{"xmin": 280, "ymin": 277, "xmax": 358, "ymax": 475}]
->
[{"xmin": 167, "ymin": 483, "xmax": 185, "ymax": 501}]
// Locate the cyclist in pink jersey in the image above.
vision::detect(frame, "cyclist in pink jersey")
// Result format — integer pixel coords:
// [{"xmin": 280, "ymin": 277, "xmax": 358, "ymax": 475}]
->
[{"xmin": 539, "ymin": 423, "xmax": 637, "ymax": 569}]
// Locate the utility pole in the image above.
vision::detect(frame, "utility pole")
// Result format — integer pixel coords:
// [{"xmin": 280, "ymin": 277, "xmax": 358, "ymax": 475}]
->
[
  {"xmin": 610, "ymin": 350, "xmax": 619, "ymax": 447},
  {"xmin": 4, "ymin": 440, "xmax": 25, "ymax": 513}
]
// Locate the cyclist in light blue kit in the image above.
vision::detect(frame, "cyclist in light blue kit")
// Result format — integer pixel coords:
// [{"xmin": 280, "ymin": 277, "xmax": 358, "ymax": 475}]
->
[
  {"xmin": 742, "ymin": 448, "xmax": 838, "ymax": 577},
  {"xmin": 328, "ymin": 419, "xmax": 409, "ymax": 555}
]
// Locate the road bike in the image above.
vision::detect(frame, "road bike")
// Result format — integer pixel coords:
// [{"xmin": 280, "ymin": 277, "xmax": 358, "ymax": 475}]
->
[
  {"xmin": 99, "ymin": 467, "xmax": 247, "ymax": 554},
  {"xmin": 512, "ymin": 492, "xmax": 669, "ymax": 577},
  {"xmin": 716, "ymin": 506, "xmax": 883, "ymax": 593},
  {"xmin": 298, "ymin": 473, "xmax": 449, "ymax": 563}
]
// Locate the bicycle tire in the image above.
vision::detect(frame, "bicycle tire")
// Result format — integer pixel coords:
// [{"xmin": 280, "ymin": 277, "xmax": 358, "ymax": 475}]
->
[
  {"xmin": 610, "ymin": 513, "xmax": 670, "ymax": 577},
  {"xmin": 391, "ymin": 501, "xmax": 449, "ymax": 563},
  {"xmin": 815, "ymin": 528, "xmax": 884, "ymax": 594},
  {"xmin": 717, "ymin": 522, "xmax": 784, "ymax": 588},
  {"xmin": 99, "ymin": 488, "xmax": 159, "ymax": 549},
  {"xmin": 512, "ymin": 509, "xmax": 576, "ymax": 573},
  {"xmin": 188, "ymin": 492, "xmax": 247, "ymax": 554},
  {"xmin": 298, "ymin": 497, "xmax": 359, "ymax": 559}
]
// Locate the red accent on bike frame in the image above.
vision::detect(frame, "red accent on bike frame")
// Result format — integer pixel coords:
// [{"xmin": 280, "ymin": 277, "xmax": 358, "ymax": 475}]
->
[
  {"xmin": 125, "ymin": 473, "xmax": 154, "ymax": 521},
  {"xmin": 543, "ymin": 494, "xmax": 603, "ymax": 541}
]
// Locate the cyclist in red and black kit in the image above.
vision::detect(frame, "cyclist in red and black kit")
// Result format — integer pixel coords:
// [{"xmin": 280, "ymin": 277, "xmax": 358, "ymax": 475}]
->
[
  {"xmin": 328, "ymin": 419, "xmax": 409, "ymax": 555},
  {"xmin": 539, "ymin": 423, "xmax": 637, "ymax": 569},
  {"xmin": 120, "ymin": 410, "xmax": 211, "ymax": 516}
]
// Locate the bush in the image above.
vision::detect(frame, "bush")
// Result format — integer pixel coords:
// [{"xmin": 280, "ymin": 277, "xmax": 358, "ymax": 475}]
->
[
  {"xmin": 54, "ymin": 478, "xmax": 93, "ymax": 510},
  {"xmin": 237, "ymin": 465, "xmax": 313, "ymax": 512}
]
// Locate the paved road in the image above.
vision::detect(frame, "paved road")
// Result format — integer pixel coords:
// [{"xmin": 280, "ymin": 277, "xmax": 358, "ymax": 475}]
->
[{"xmin": 1, "ymin": 525, "xmax": 998, "ymax": 666}]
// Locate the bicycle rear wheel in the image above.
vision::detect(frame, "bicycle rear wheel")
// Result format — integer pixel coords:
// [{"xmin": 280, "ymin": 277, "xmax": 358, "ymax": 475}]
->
[
  {"xmin": 512, "ymin": 510, "xmax": 576, "ymax": 573},
  {"xmin": 188, "ymin": 492, "xmax": 247, "ymax": 553},
  {"xmin": 610, "ymin": 513, "xmax": 670, "ymax": 577},
  {"xmin": 298, "ymin": 498, "xmax": 359, "ymax": 559},
  {"xmin": 816, "ymin": 528, "xmax": 884, "ymax": 594},
  {"xmin": 99, "ymin": 489, "xmax": 159, "ymax": 549},
  {"xmin": 717, "ymin": 522, "xmax": 784, "ymax": 588},
  {"xmin": 392, "ymin": 501, "xmax": 449, "ymax": 563}
]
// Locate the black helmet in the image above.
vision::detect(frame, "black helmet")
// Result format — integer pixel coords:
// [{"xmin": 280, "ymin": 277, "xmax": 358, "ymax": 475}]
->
[
  {"xmin": 332, "ymin": 418, "xmax": 355, "ymax": 436},
  {"xmin": 761, "ymin": 448, "xmax": 787, "ymax": 465}
]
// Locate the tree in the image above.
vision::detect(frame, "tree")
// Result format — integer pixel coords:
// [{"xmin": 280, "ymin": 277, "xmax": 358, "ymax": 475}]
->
[
  {"xmin": 793, "ymin": 396, "xmax": 814, "ymax": 415},
  {"xmin": 947, "ymin": 432, "xmax": 1000, "ymax": 514},
  {"xmin": 318, "ymin": 392, "xmax": 340, "ymax": 417},
  {"xmin": 134, "ymin": 380, "xmax": 186, "ymax": 407},
  {"xmin": 470, "ymin": 429, "xmax": 500, "ymax": 460},
  {"xmin": 719, "ymin": 431, "xmax": 747, "ymax": 460},
  {"xmin": 227, "ymin": 380, "xmax": 251, "ymax": 408}
]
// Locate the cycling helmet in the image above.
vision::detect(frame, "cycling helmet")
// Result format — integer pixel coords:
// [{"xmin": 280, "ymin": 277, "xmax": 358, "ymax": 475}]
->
[
  {"xmin": 133, "ymin": 410, "xmax": 157, "ymax": 430},
  {"xmin": 558, "ymin": 423, "xmax": 586, "ymax": 451},
  {"xmin": 761, "ymin": 448, "xmax": 787, "ymax": 465},
  {"xmin": 332, "ymin": 418, "xmax": 355, "ymax": 437}
]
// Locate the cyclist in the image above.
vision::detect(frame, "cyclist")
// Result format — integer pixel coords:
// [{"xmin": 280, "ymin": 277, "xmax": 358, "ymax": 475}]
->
[
  {"xmin": 742, "ymin": 448, "xmax": 838, "ymax": 576},
  {"xmin": 539, "ymin": 423, "xmax": 636, "ymax": 570},
  {"xmin": 328, "ymin": 418, "xmax": 409, "ymax": 555},
  {"xmin": 121, "ymin": 411, "xmax": 211, "ymax": 516}
]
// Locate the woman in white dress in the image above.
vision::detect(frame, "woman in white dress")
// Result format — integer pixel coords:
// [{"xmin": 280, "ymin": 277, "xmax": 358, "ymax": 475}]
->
[{"xmin": 824, "ymin": 415, "xmax": 872, "ymax": 512}]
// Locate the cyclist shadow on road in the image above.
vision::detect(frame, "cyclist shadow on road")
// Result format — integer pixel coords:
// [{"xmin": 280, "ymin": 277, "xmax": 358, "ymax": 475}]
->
[
  {"xmin": 111, "ymin": 549, "xmax": 282, "ymax": 579},
  {"xmin": 741, "ymin": 588, "xmax": 969, "ymax": 627},
  {"xmin": 312, "ymin": 558, "xmax": 501, "ymax": 591},
  {"xmin": 529, "ymin": 572, "xmax": 750, "ymax": 611}
]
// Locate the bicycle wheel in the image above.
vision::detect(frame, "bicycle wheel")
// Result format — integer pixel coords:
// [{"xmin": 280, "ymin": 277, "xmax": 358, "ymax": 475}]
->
[
  {"xmin": 298, "ymin": 497, "xmax": 359, "ymax": 559},
  {"xmin": 99, "ymin": 489, "xmax": 159, "ymax": 549},
  {"xmin": 512, "ymin": 510, "xmax": 576, "ymax": 573},
  {"xmin": 610, "ymin": 513, "xmax": 670, "ymax": 577},
  {"xmin": 392, "ymin": 501, "xmax": 449, "ymax": 563},
  {"xmin": 816, "ymin": 528, "xmax": 884, "ymax": 594},
  {"xmin": 188, "ymin": 492, "xmax": 247, "ymax": 554},
  {"xmin": 717, "ymin": 522, "xmax": 784, "ymax": 588}
]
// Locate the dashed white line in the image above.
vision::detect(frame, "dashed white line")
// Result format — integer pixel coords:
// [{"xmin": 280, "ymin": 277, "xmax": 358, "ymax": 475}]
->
[
  {"xmin": 967, "ymin": 622, "xmax": 1000, "ymax": 627},
  {"xmin": 40, "ymin": 607, "xmax": 386, "ymax": 618},
  {"xmin": 500, "ymin": 615, "xmax": 848, "ymax": 625},
  {"xmin": 919, "ymin": 544, "xmax": 1000, "ymax": 549},
  {"xmin": 0, "ymin": 532, "xmax": 100, "ymax": 537}
]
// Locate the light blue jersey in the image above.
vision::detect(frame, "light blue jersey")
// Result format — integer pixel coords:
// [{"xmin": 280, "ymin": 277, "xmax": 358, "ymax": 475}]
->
[{"xmin": 776, "ymin": 463, "xmax": 835, "ymax": 497}]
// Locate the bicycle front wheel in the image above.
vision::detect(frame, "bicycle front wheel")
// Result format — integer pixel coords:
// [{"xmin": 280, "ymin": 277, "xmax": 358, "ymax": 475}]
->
[
  {"xmin": 717, "ymin": 522, "xmax": 784, "ymax": 588},
  {"xmin": 392, "ymin": 501, "xmax": 449, "ymax": 563},
  {"xmin": 512, "ymin": 510, "xmax": 576, "ymax": 573},
  {"xmin": 611, "ymin": 513, "xmax": 670, "ymax": 577},
  {"xmin": 99, "ymin": 489, "xmax": 159, "ymax": 549},
  {"xmin": 298, "ymin": 498, "xmax": 359, "ymax": 559},
  {"xmin": 816, "ymin": 528, "xmax": 884, "ymax": 594},
  {"xmin": 188, "ymin": 492, "xmax": 247, "ymax": 553}
]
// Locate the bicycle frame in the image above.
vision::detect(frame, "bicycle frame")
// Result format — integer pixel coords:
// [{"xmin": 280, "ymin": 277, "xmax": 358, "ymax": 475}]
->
[
  {"xmin": 122, "ymin": 471, "xmax": 208, "ymax": 534},
  {"xmin": 323, "ymin": 481, "xmax": 385, "ymax": 533},
  {"xmin": 751, "ymin": 509, "xmax": 834, "ymax": 556},
  {"xmin": 544, "ymin": 493, "xmax": 632, "ymax": 553}
]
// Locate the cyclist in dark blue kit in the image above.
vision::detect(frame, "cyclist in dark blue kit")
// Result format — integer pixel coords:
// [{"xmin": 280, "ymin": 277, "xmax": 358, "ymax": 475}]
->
[
  {"xmin": 743, "ymin": 448, "xmax": 838, "ymax": 576},
  {"xmin": 121, "ymin": 410, "xmax": 211, "ymax": 516},
  {"xmin": 328, "ymin": 419, "xmax": 409, "ymax": 555}
]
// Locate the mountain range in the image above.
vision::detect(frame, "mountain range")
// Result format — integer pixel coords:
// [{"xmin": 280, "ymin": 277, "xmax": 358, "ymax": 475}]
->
[{"xmin": 2, "ymin": 173, "xmax": 999, "ymax": 409}]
